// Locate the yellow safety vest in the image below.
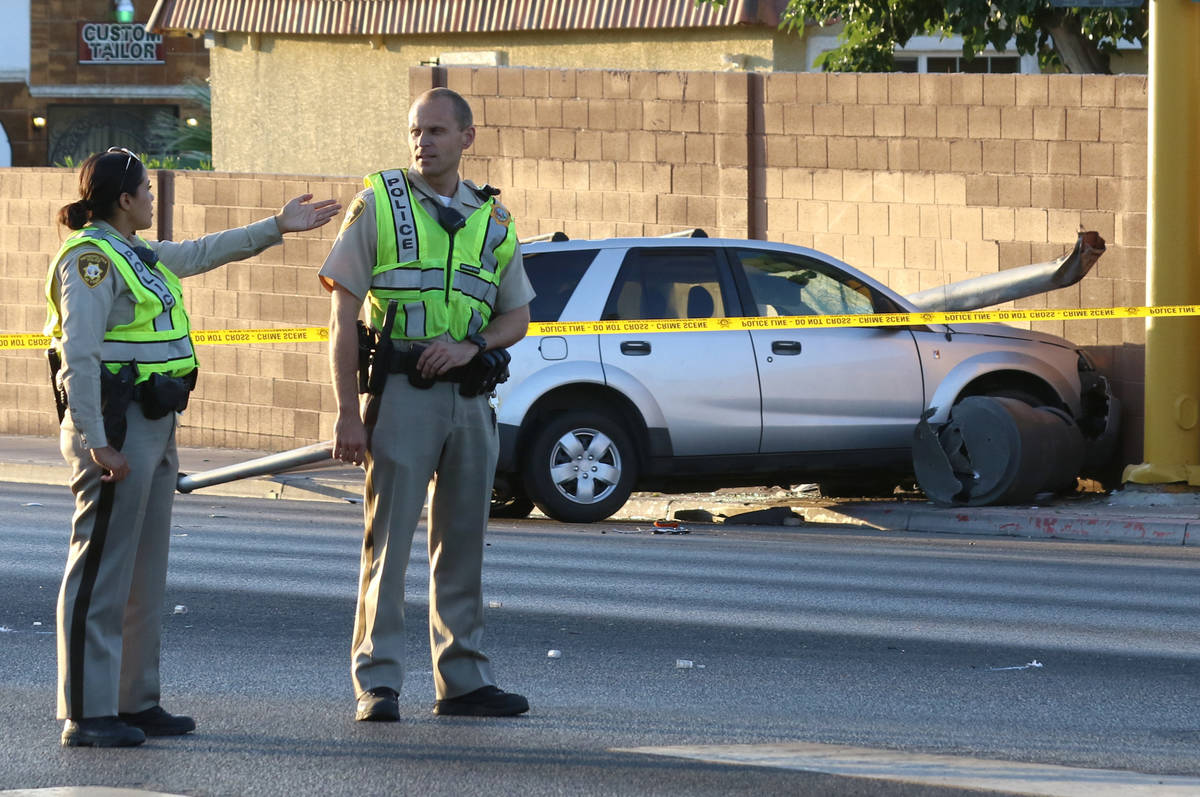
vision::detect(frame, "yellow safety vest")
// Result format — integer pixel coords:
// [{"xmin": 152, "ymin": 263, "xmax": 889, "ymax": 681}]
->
[
  {"xmin": 45, "ymin": 227, "xmax": 197, "ymax": 382},
  {"xmin": 366, "ymin": 169, "xmax": 517, "ymax": 340}
]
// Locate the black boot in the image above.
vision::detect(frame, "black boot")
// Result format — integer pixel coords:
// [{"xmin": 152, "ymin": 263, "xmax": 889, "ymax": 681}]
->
[
  {"xmin": 433, "ymin": 686, "xmax": 529, "ymax": 717},
  {"xmin": 118, "ymin": 705, "xmax": 196, "ymax": 737},
  {"xmin": 61, "ymin": 716, "xmax": 146, "ymax": 748},
  {"xmin": 355, "ymin": 687, "xmax": 400, "ymax": 722}
]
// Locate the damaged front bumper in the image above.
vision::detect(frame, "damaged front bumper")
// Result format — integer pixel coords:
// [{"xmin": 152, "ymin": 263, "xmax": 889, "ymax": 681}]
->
[{"xmin": 1076, "ymin": 353, "xmax": 1122, "ymax": 479}]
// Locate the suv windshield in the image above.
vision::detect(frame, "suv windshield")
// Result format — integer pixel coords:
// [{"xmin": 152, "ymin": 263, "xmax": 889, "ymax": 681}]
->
[{"xmin": 733, "ymin": 248, "xmax": 877, "ymax": 316}]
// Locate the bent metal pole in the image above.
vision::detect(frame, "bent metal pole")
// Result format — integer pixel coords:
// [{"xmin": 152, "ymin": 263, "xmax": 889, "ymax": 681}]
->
[{"xmin": 176, "ymin": 441, "xmax": 335, "ymax": 493}]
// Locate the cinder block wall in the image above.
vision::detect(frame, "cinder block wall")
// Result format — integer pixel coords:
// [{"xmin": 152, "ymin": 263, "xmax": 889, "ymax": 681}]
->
[
  {"xmin": 1, "ymin": 66, "xmax": 1148, "ymax": 464},
  {"xmin": 420, "ymin": 66, "xmax": 762, "ymax": 241},
  {"xmin": 168, "ymin": 172, "xmax": 360, "ymax": 450}
]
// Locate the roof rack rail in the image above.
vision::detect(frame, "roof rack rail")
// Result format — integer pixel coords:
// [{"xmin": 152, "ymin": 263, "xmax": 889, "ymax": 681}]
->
[
  {"xmin": 520, "ymin": 231, "xmax": 569, "ymax": 244},
  {"xmin": 657, "ymin": 228, "xmax": 708, "ymax": 238}
]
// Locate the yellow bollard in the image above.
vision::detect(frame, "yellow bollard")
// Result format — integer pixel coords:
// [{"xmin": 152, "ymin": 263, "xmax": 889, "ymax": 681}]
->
[{"xmin": 1124, "ymin": 0, "xmax": 1200, "ymax": 486}]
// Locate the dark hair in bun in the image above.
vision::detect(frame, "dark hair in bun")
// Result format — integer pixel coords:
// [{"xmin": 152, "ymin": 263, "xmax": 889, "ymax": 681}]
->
[{"xmin": 56, "ymin": 150, "xmax": 146, "ymax": 230}]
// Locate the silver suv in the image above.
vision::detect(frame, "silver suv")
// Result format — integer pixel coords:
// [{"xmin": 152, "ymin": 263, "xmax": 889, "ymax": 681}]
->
[{"xmin": 492, "ymin": 233, "xmax": 1118, "ymax": 522}]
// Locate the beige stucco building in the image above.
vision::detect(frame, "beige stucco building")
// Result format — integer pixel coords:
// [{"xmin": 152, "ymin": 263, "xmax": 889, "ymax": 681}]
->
[{"xmin": 150, "ymin": 0, "xmax": 806, "ymax": 176}]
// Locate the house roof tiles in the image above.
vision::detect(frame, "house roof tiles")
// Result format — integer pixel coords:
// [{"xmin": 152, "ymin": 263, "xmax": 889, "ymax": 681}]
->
[{"xmin": 148, "ymin": 0, "xmax": 786, "ymax": 36}]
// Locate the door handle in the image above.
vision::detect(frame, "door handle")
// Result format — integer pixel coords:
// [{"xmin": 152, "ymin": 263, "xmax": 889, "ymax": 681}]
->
[
  {"xmin": 771, "ymin": 340, "xmax": 802, "ymax": 355},
  {"xmin": 620, "ymin": 340, "xmax": 651, "ymax": 356}
]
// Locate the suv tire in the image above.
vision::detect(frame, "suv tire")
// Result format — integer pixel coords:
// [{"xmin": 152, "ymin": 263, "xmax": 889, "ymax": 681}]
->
[{"xmin": 523, "ymin": 410, "xmax": 638, "ymax": 523}]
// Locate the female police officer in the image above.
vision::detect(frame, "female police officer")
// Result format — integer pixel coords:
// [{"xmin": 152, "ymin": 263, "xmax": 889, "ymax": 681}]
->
[{"xmin": 46, "ymin": 148, "xmax": 339, "ymax": 747}]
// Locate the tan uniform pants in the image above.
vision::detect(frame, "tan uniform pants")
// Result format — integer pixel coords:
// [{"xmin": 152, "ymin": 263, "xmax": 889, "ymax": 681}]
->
[
  {"xmin": 56, "ymin": 405, "xmax": 178, "ymax": 720},
  {"xmin": 352, "ymin": 377, "xmax": 498, "ymax": 700}
]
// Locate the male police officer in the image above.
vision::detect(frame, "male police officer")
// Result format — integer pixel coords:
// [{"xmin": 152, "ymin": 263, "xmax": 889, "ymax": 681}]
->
[{"xmin": 321, "ymin": 88, "xmax": 534, "ymax": 720}]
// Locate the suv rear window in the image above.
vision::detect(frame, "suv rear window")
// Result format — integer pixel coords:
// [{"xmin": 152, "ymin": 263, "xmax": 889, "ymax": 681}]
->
[
  {"xmin": 523, "ymin": 249, "xmax": 597, "ymax": 322},
  {"xmin": 602, "ymin": 248, "xmax": 731, "ymax": 320}
]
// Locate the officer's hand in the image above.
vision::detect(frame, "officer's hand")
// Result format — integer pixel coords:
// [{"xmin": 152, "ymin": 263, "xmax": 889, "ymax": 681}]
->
[
  {"xmin": 415, "ymin": 341, "xmax": 478, "ymax": 379},
  {"xmin": 334, "ymin": 412, "xmax": 368, "ymax": 466},
  {"xmin": 91, "ymin": 446, "xmax": 130, "ymax": 483},
  {"xmin": 275, "ymin": 194, "xmax": 342, "ymax": 234}
]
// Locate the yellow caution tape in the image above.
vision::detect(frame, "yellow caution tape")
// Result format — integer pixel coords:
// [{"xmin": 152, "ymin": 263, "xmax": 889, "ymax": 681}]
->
[
  {"xmin": 189, "ymin": 327, "xmax": 328, "ymax": 345},
  {"xmin": 527, "ymin": 304, "xmax": 1200, "ymax": 336},
  {"xmin": 2, "ymin": 305, "xmax": 1197, "ymax": 351},
  {"xmin": 0, "ymin": 334, "xmax": 54, "ymax": 350},
  {"xmin": 0, "ymin": 327, "xmax": 328, "ymax": 351}
]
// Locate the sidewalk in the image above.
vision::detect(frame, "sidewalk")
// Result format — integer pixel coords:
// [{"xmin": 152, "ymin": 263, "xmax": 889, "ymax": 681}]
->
[{"xmin": 1, "ymin": 434, "xmax": 1196, "ymax": 546}]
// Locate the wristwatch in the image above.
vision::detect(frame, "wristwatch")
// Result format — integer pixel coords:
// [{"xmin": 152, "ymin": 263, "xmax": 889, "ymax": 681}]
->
[{"xmin": 467, "ymin": 333, "xmax": 488, "ymax": 353}]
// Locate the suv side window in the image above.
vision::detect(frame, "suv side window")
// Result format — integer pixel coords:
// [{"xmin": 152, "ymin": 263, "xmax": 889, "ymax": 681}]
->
[
  {"xmin": 732, "ymin": 248, "xmax": 878, "ymax": 316},
  {"xmin": 602, "ymin": 248, "xmax": 730, "ymax": 320},
  {"xmin": 523, "ymin": 249, "xmax": 597, "ymax": 322}
]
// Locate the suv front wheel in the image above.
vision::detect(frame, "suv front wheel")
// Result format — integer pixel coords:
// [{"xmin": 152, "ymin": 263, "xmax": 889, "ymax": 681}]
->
[{"xmin": 523, "ymin": 410, "xmax": 638, "ymax": 523}]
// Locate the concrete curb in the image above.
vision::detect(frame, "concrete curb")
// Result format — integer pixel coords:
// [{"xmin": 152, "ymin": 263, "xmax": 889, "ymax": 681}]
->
[
  {"xmin": 1, "ymin": 457, "xmax": 1194, "ymax": 547},
  {"xmin": 603, "ymin": 494, "xmax": 1197, "ymax": 546},
  {"xmin": 796, "ymin": 503, "xmax": 1195, "ymax": 546}
]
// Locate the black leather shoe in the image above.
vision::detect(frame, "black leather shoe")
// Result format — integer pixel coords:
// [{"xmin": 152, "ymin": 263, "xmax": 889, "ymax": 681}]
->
[
  {"xmin": 61, "ymin": 716, "xmax": 146, "ymax": 748},
  {"xmin": 356, "ymin": 686, "xmax": 400, "ymax": 722},
  {"xmin": 118, "ymin": 705, "xmax": 195, "ymax": 737},
  {"xmin": 433, "ymin": 686, "xmax": 529, "ymax": 717}
]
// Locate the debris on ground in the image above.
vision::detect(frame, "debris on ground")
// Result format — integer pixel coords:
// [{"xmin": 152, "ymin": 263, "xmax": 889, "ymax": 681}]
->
[
  {"xmin": 987, "ymin": 660, "xmax": 1043, "ymax": 672},
  {"xmin": 604, "ymin": 525, "xmax": 690, "ymax": 535},
  {"xmin": 651, "ymin": 520, "xmax": 690, "ymax": 535},
  {"xmin": 722, "ymin": 507, "xmax": 803, "ymax": 526}
]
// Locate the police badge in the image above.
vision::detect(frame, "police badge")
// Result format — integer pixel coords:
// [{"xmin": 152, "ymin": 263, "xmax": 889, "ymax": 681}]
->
[
  {"xmin": 338, "ymin": 196, "xmax": 366, "ymax": 238},
  {"xmin": 490, "ymin": 203, "xmax": 511, "ymax": 226},
  {"xmin": 77, "ymin": 252, "xmax": 110, "ymax": 288}
]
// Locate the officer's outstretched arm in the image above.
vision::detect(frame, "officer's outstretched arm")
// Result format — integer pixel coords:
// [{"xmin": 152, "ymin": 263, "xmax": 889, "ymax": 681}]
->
[{"xmin": 274, "ymin": 194, "xmax": 342, "ymax": 234}]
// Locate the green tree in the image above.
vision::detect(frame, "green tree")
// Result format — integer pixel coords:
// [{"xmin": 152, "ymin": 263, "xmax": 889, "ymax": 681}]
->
[
  {"xmin": 699, "ymin": 0, "xmax": 1146, "ymax": 74},
  {"xmin": 147, "ymin": 78, "xmax": 213, "ymax": 170}
]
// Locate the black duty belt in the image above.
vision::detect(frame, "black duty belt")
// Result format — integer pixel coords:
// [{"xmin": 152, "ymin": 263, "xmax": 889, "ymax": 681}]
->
[{"xmin": 386, "ymin": 346, "xmax": 467, "ymax": 384}]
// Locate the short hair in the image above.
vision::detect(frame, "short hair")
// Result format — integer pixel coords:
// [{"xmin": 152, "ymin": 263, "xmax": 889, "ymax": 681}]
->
[{"xmin": 414, "ymin": 87, "xmax": 474, "ymax": 130}]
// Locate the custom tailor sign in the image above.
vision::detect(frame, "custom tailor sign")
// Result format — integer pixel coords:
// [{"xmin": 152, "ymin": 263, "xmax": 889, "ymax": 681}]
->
[{"xmin": 78, "ymin": 23, "xmax": 164, "ymax": 64}]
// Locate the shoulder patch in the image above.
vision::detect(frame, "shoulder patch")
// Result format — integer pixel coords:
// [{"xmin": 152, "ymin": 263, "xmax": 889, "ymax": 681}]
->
[
  {"xmin": 490, "ymin": 203, "xmax": 512, "ymax": 226},
  {"xmin": 338, "ymin": 196, "xmax": 367, "ymax": 238},
  {"xmin": 77, "ymin": 252, "xmax": 110, "ymax": 288}
]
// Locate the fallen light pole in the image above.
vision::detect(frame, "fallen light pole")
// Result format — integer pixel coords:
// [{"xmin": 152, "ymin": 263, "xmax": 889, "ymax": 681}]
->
[
  {"xmin": 176, "ymin": 440, "xmax": 336, "ymax": 494},
  {"xmin": 905, "ymin": 231, "xmax": 1106, "ymax": 312},
  {"xmin": 912, "ymin": 397, "xmax": 1085, "ymax": 506}
]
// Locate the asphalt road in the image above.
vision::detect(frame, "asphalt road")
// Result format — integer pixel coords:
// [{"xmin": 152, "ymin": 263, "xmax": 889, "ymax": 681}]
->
[{"xmin": 1, "ymin": 480, "xmax": 1199, "ymax": 796}]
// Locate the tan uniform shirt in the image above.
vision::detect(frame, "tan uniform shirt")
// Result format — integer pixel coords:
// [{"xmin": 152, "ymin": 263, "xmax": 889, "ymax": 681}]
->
[
  {"xmin": 48, "ymin": 217, "xmax": 284, "ymax": 449},
  {"xmin": 318, "ymin": 171, "xmax": 535, "ymax": 333}
]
